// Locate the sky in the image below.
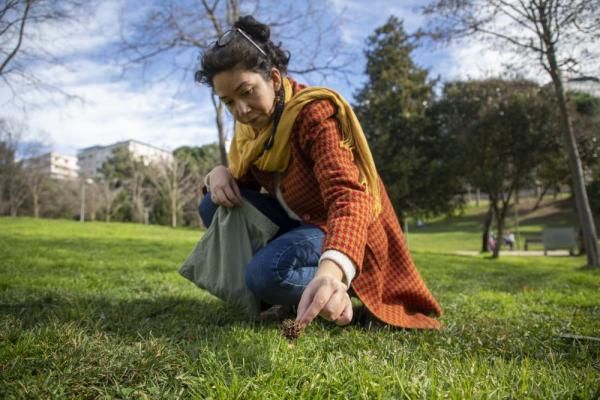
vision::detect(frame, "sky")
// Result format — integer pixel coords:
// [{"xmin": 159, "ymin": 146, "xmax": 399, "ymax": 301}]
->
[{"xmin": 0, "ymin": 0, "xmax": 595, "ymax": 158}]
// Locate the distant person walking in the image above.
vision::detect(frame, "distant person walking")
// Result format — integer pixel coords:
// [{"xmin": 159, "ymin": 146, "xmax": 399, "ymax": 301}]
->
[{"xmin": 487, "ymin": 231, "xmax": 496, "ymax": 252}]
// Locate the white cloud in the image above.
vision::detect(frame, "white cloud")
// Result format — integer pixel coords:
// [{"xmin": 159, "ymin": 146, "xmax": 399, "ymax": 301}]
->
[
  {"xmin": 6, "ymin": 68, "xmax": 219, "ymax": 155},
  {"xmin": 24, "ymin": 1, "xmax": 122, "ymax": 59},
  {"xmin": 443, "ymin": 41, "xmax": 522, "ymax": 81},
  {"xmin": 328, "ymin": 0, "xmax": 425, "ymax": 45}
]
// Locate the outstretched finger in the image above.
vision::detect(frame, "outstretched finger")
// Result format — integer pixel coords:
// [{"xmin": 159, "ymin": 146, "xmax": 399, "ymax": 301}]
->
[
  {"xmin": 297, "ymin": 285, "xmax": 333, "ymax": 328},
  {"xmin": 296, "ymin": 283, "xmax": 316, "ymax": 325}
]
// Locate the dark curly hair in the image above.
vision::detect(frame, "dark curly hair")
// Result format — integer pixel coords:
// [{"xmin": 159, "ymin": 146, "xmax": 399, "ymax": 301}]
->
[{"xmin": 195, "ymin": 15, "xmax": 290, "ymax": 87}]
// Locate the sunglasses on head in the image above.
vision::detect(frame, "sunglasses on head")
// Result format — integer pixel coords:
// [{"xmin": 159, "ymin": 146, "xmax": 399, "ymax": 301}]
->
[
  {"xmin": 216, "ymin": 28, "xmax": 267, "ymax": 57},
  {"xmin": 194, "ymin": 28, "xmax": 266, "ymax": 84}
]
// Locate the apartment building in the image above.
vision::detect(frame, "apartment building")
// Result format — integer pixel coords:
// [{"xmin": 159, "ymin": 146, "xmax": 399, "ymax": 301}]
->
[
  {"xmin": 26, "ymin": 152, "xmax": 80, "ymax": 180},
  {"xmin": 77, "ymin": 139, "xmax": 173, "ymax": 177},
  {"xmin": 565, "ymin": 76, "xmax": 600, "ymax": 97}
]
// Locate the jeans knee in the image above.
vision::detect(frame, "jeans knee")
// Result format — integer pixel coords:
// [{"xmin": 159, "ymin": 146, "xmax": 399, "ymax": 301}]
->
[
  {"xmin": 245, "ymin": 260, "xmax": 271, "ymax": 300},
  {"xmin": 198, "ymin": 194, "xmax": 217, "ymax": 227}
]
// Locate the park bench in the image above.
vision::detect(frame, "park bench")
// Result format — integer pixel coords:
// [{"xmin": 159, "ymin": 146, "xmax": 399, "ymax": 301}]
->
[{"xmin": 542, "ymin": 227, "xmax": 578, "ymax": 256}]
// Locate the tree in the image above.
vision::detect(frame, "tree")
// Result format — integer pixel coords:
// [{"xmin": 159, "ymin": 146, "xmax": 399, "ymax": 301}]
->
[
  {"xmin": 173, "ymin": 143, "xmax": 221, "ymax": 226},
  {"xmin": 96, "ymin": 179, "xmax": 122, "ymax": 223},
  {"xmin": 174, "ymin": 143, "xmax": 221, "ymax": 177},
  {"xmin": 0, "ymin": 124, "xmax": 18, "ymax": 215},
  {"xmin": 423, "ymin": 0, "xmax": 600, "ymax": 266},
  {"xmin": 41, "ymin": 178, "xmax": 79, "ymax": 219},
  {"xmin": 533, "ymin": 88, "xmax": 600, "ymax": 210},
  {"xmin": 435, "ymin": 79, "xmax": 560, "ymax": 257},
  {"xmin": 148, "ymin": 154, "xmax": 198, "ymax": 228},
  {"xmin": 118, "ymin": 0, "xmax": 351, "ymax": 165},
  {"xmin": 23, "ymin": 155, "xmax": 49, "ymax": 218},
  {"xmin": 98, "ymin": 147, "xmax": 149, "ymax": 223},
  {"xmin": 20, "ymin": 133, "xmax": 51, "ymax": 218},
  {"xmin": 354, "ymin": 16, "xmax": 464, "ymax": 223},
  {"xmin": 0, "ymin": 119, "xmax": 28, "ymax": 216}
]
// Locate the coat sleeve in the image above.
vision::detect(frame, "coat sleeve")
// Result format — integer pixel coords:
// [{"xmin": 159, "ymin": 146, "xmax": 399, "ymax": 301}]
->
[{"xmin": 296, "ymin": 99, "xmax": 374, "ymax": 273}]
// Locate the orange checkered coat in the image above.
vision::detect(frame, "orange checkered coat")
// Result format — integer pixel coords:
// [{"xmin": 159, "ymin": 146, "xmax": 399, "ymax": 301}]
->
[{"xmin": 237, "ymin": 80, "xmax": 442, "ymax": 329}]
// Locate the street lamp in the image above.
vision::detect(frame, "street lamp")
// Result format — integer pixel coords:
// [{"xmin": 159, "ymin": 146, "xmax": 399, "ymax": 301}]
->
[{"xmin": 80, "ymin": 178, "xmax": 93, "ymax": 223}]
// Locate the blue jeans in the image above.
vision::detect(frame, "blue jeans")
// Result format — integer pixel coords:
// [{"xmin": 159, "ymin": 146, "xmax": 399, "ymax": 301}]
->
[{"xmin": 198, "ymin": 190, "xmax": 323, "ymax": 306}]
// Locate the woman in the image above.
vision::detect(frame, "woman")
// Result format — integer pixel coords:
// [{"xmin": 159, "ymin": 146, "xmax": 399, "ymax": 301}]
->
[{"xmin": 196, "ymin": 15, "xmax": 442, "ymax": 329}]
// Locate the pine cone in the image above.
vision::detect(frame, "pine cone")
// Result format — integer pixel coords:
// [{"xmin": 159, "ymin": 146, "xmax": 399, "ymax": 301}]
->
[{"xmin": 282, "ymin": 319, "xmax": 302, "ymax": 340}]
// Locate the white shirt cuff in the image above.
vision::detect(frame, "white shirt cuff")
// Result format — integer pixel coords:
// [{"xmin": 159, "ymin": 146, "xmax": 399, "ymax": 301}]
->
[{"xmin": 319, "ymin": 249, "xmax": 356, "ymax": 288}]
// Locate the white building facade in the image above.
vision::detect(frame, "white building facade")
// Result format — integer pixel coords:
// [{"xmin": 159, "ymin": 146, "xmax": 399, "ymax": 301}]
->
[
  {"xmin": 565, "ymin": 76, "xmax": 600, "ymax": 97},
  {"xmin": 77, "ymin": 140, "xmax": 173, "ymax": 177},
  {"xmin": 27, "ymin": 152, "xmax": 80, "ymax": 180}
]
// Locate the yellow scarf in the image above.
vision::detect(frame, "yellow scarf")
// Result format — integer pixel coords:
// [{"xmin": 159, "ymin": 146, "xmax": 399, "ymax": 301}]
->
[{"xmin": 228, "ymin": 78, "xmax": 381, "ymax": 215}]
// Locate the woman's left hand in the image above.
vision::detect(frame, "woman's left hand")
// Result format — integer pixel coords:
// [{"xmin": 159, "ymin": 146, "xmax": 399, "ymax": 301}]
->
[{"xmin": 296, "ymin": 260, "xmax": 353, "ymax": 327}]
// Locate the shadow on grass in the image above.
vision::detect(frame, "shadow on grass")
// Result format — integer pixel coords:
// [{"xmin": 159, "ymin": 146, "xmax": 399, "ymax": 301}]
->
[
  {"xmin": 0, "ymin": 293, "xmax": 288, "ymax": 381},
  {"xmin": 419, "ymin": 254, "xmax": 600, "ymax": 300},
  {"xmin": 2, "ymin": 235, "xmax": 191, "ymax": 262},
  {"xmin": 415, "ymin": 214, "xmax": 486, "ymax": 234},
  {"xmin": 0, "ymin": 293, "xmax": 251, "ymax": 341},
  {"xmin": 520, "ymin": 213, "xmax": 578, "ymax": 229}
]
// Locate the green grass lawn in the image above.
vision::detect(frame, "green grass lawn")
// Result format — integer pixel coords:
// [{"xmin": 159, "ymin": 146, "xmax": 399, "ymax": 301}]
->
[{"xmin": 1, "ymin": 216, "xmax": 599, "ymax": 399}]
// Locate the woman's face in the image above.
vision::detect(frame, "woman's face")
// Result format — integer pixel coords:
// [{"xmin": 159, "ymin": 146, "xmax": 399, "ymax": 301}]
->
[{"xmin": 213, "ymin": 68, "xmax": 281, "ymax": 130}]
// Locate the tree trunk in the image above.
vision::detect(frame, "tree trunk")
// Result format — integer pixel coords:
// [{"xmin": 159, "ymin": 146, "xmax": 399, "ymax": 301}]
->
[
  {"xmin": 481, "ymin": 205, "xmax": 494, "ymax": 253},
  {"xmin": 492, "ymin": 199, "xmax": 509, "ymax": 259},
  {"xmin": 542, "ymin": 21, "xmax": 599, "ymax": 267},
  {"xmin": 493, "ymin": 214, "xmax": 504, "ymax": 259},
  {"xmin": 33, "ymin": 192, "xmax": 39, "ymax": 218},
  {"xmin": 132, "ymin": 176, "xmax": 144, "ymax": 223},
  {"xmin": 211, "ymin": 93, "xmax": 229, "ymax": 167},
  {"xmin": 220, "ymin": 0, "xmax": 238, "ymax": 164},
  {"xmin": 490, "ymin": 190, "xmax": 513, "ymax": 259},
  {"xmin": 105, "ymin": 202, "xmax": 112, "ymax": 222},
  {"xmin": 171, "ymin": 192, "xmax": 177, "ymax": 228}
]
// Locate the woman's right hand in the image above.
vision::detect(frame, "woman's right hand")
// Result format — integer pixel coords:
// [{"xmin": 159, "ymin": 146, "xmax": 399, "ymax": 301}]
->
[{"xmin": 206, "ymin": 165, "xmax": 242, "ymax": 208}]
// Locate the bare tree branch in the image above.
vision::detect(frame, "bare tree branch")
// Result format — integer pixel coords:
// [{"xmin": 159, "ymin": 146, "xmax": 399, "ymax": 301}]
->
[
  {"xmin": 0, "ymin": 0, "xmax": 92, "ymax": 111},
  {"xmin": 0, "ymin": 0, "xmax": 31, "ymax": 75},
  {"xmin": 116, "ymin": 0, "xmax": 353, "ymax": 164},
  {"xmin": 202, "ymin": 0, "xmax": 224, "ymax": 35}
]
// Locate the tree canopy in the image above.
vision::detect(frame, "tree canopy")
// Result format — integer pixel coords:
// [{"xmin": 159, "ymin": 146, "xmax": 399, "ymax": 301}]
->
[
  {"xmin": 434, "ymin": 78, "xmax": 561, "ymax": 256},
  {"xmin": 354, "ymin": 16, "xmax": 464, "ymax": 222}
]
